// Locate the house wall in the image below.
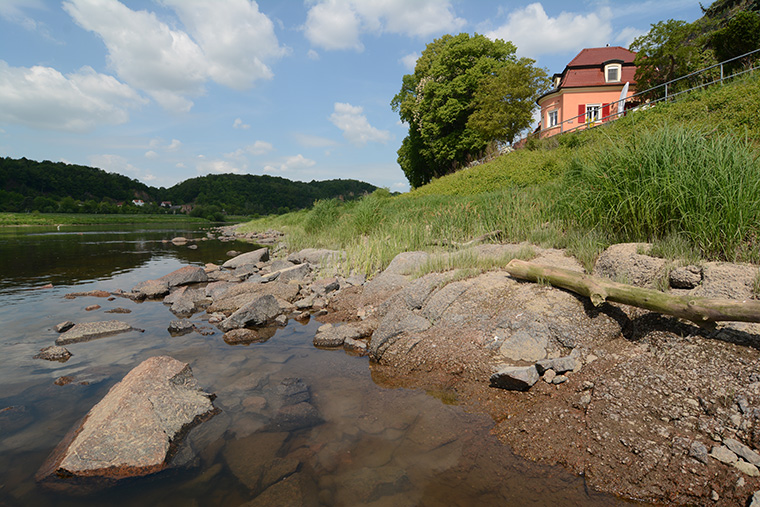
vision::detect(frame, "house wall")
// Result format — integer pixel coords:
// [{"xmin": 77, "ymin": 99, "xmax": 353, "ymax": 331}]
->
[{"xmin": 538, "ymin": 85, "xmax": 636, "ymax": 138}]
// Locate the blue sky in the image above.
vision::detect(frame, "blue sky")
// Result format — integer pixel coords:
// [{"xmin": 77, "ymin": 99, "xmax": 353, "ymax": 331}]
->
[{"xmin": 0, "ymin": 0, "xmax": 704, "ymax": 192}]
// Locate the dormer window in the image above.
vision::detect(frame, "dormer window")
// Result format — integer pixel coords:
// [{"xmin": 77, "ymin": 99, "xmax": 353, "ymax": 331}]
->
[{"xmin": 605, "ymin": 63, "xmax": 622, "ymax": 83}]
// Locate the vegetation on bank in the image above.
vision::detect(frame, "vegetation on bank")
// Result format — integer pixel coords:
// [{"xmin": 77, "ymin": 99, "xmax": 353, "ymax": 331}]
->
[
  {"xmin": 0, "ymin": 158, "xmax": 377, "ymax": 217},
  {"xmin": 239, "ymin": 72, "xmax": 760, "ymax": 275},
  {"xmin": 0, "ymin": 213, "xmax": 209, "ymax": 226}
]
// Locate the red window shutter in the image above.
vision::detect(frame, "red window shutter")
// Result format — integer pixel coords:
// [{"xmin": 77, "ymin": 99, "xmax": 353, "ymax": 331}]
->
[
  {"xmin": 602, "ymin": 103, "xmax": 610, "ymax": 122},
  {"xmin": 578, "ymin": 104, "xmax": 585, "ymax": 123}
]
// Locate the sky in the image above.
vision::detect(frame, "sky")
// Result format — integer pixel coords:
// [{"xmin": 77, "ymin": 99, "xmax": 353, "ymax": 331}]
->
[{"xmin": 0, "ymin": 0, "xmax": 705, "ymax": 193}]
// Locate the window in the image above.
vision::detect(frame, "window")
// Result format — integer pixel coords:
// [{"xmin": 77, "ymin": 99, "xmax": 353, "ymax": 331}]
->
[
  {"xmin": 605, "ymin": 63, "xmax": 621, "ymax": 83},
  {"xmin": 548, "ymin": 110, "xmax": 558, "ymax": 128},
  {"xmin": 586, "ymin": 104, "xmax": 601, "ymax": 123}
]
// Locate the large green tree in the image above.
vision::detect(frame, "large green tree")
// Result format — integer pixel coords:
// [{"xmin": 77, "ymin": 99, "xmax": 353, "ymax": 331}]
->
[{"xmin": 391, "ymin": 33, "xmax": 548, "ymax": 188}]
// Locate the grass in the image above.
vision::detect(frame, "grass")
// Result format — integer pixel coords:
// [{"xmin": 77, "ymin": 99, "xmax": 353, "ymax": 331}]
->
[
  {"xmin": 239, "ymin": 73, "xmax": 760, "ymax": 276},
  {"xmin": 0, "ymin": 212, "xmax": 210, "ymax": 226}
]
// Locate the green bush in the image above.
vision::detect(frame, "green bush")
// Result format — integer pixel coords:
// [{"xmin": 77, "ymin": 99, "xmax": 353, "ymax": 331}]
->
[{"xmin": 303, "ymin": 198, "xmax": 343, "ymax": 234}]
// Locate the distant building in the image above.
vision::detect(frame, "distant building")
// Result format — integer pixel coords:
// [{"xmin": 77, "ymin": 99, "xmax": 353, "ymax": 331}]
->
[
  {"xmin": 132, "ymin": 199, "xmax": 145, "ymax": 207},
  {"xmin": 160, "ymin": 201, "xmax": 172, "ymax": 208},
  {"xmin": 537, "ymin": 46, "xmax": 637, "ymax": 138}
]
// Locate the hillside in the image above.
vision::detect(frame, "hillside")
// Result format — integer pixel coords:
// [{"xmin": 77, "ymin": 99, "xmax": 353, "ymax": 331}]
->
[
  {"xmin": 0, "ymin": 157, "xmax": 376, "ymax": 216},
  {"xmin": 240, "ymin": 72, "xmax": 760, "ymax": 274}
]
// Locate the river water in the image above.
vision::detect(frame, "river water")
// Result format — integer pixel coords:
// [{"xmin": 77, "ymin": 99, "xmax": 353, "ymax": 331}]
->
[{"xmin": 0, "ymin": 224, "xmax": 632, "ymax": 506}]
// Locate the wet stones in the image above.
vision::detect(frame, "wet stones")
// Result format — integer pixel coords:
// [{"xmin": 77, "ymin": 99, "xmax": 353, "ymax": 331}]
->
[
  {"xmin": 222, "ymin": 248, "xmax": 270, "ymax": 269},
  {"xmin": 34, "ymin": 345, "xmax": 72, "ymax": 362},
  {"xmin": 37, "ymin": 356, "xmax": 216, "ymax": 483},
  {"xmin": 168, "ymin": 320, "xmax": 195, "ymax": 335},
  {"xmin": 55, "ymin": 320, "xmax": 133, "ymax": 345},
  {"xmin": 219, "ymin": 294, "xmax": 281, "ymax": 331}
]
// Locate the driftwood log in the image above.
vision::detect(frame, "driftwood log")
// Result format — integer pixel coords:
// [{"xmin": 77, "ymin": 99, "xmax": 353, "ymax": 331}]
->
[{"xmin": 504, "ymin": 259, "xmax": 760, "ymax": 327}]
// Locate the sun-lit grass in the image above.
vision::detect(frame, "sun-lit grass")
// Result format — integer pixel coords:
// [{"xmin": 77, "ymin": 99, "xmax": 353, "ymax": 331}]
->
[{"xmin": 239, "ymin": 73, "xmax": 760, "ymax": 275}]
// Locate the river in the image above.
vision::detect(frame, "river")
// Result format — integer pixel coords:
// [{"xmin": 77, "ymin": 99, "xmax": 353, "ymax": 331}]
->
[{"xmin": 0, "ymin": 223, "xmax": 632, "ymax": 506}]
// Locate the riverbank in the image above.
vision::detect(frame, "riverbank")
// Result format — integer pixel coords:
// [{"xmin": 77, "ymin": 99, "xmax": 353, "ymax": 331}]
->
[
  {"xmin": 204, "ymin": 225, "xmax": 760, "ymax": 505},
  {"xmin": 0, "ymin": 212, "xmax": 213, "ymax": 226}
]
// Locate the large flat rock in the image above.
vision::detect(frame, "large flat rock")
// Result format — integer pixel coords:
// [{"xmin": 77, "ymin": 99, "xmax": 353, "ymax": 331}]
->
[
  {"xmin": 222, "ymin": 247, "xmax": 269, "ymax": 269},
  {"xmin": 55, "ymin": 320, "xmax": 134, "ymax": 345},
  {"xmin": 38, "ymin": 356, "xmax": 216, "ymax": 482}
]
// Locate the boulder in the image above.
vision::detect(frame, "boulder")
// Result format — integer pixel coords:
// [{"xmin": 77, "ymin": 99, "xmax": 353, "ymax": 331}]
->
[
  {"xmin": 311, "ymin": 277, "xmax": 340, "ymax": 296},
  {"xmin": 223, "ymin": 327, "xmax": 277, "ymax": 345},
  {"xmin": 313, "ymin": 322, "xmax": 374, "ymax": 348},
  {"xmin": 593, "ymin": 243, "xmax": 666, "ymax": 287},
  {"xmin": 369, "ymin": 308, "xmax": 431, "ymax": 359},
  {"xmin": 132, "ymin": 279, "xmax": 170, "ymax": 299},
  {"xmin": 490, "ymin": 365, "xmax": 540, "ymax": 391},
  {"xmin": 168, "ymin": 320, "xmax": 194, "ymax": 335},
  {"xmin": 37, "ymin": 356, "xmax": 216, "ymax": 481},
  {"xmin": 535, "ymin": 356, "xmax": 579, "ymax": 375},
  {"xmin": 34, "ymin": 346, "xmax": 72, "ymax": 362},
  {"xmin": 286, "ymin": 248, "xmax": 342, "ymax": 265},
  {"xmin": 222, "ymin": 248, "xmax": 269, "ymax": 269},
  {"xmin": 669, "ymin": 265, "xmax": 702, "ymax": 289},
  {"xmin": 724, "ymin": 438, "xmax": 760, "ymax": 467},
  {"xmin": 56, "ymin": 320, "xmax": 134, "ymax": 345},
  {"xmin": 207, "ymin": 282, "xmax": 300, "ymax": 314},
  {"xmin": 158, "ymin": 265, "xmax": 208, "ymax": 287},
  {"xmin": 264, "ymin": 263, "xmax": 311, "ymax": 283},
  {"xmin": 219, "ymin": 294, "xmax": 281, "ymax": 331}
]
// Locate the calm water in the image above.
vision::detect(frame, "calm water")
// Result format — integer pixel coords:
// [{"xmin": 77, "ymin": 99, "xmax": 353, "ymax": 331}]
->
[{"xmin": 0, "ymin": 224, "xmax": 630, "ymax": 506}]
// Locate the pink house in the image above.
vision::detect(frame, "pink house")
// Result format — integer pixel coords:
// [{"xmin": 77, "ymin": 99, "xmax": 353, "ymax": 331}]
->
[{"xmin": 537, "ymin": 46, "xmax": 637, "ymax": 138}]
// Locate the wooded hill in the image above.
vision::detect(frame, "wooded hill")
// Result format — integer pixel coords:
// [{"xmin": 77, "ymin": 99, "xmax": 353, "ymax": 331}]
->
[{"xmin": 0, "ymin": 157, "xmax": 377, "ymax": 216}]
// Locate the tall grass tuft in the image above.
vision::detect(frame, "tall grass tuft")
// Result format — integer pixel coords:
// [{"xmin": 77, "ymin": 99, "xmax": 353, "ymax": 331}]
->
[{"xmin": 560, "ymin": 125, "xmax": 760, "ymax": 261}]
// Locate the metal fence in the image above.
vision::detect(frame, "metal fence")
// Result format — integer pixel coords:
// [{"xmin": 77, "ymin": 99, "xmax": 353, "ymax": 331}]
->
[{"xmin": 535, "ymin": 47, "xmax": 760, "ymax": 139}]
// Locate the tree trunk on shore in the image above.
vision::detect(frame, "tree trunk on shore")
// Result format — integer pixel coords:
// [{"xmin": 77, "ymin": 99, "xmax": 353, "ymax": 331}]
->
[{"xmin": 504, "ymin": 259, "xmax": 760, "ymax": 327}]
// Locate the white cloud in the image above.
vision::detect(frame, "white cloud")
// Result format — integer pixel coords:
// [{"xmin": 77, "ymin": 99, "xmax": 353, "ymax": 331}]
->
[
  {"xmin": 263, "ymin": 154, "xmax": 316, "ymax": 173},
  {"xmin": 294, "ymin": 133, "xmax": 339, "ymax": 148},
  {"xmin": 62, "ymin": 0, "xmax": 286, "ymax": 112},
  {"xmin": 145, "ymin": 150, "xmax": 158, "ymax": 159},
  {"xmin": 616, "ymin": 26, "xmax": 646, "ymax": 48},
  {"xmin": 0, "ymin": 61, "xmax": 145, "ymax": 132},
  {"xmin": 162, "ymin": 0, "xmax": 287, "ymax": 90},
  {"xmin": 0, "ymin": 0, "xmax": 49, "ymax": 35},
  {"xmin": 304, "ymin": 0, "xmax": 465, "ymax": 51},
  {"xmin": 233, "ymin": 118, "xmax": 250, "ymax": 129},
  {"xmin": 307, "ymin": 49, "xmax": 320, "ymax": 60},
  {"xmin": 329, "ymin": 102, "xmax": 391, "ymax": 146},
  {"xmin": 486, "ymin": 3, "xmax": 613, "ymax": 58},
  {"xmin": 197, "ymin": 158, "xmax": 242, "ymax": 174},
  {"xmin": 400, "ymin": 52, "xmax": 419, "ymax": 72},
  {"xmin": 247, "ymin": 140, "xmax": 274, "ymax": 155},
  {"xmin": 89, "ymin": 153, "xmax": 155, "ymax": 182},
  {"xmin": 167, "ymin": 139, "xmax": 182, "ymax": 151}
]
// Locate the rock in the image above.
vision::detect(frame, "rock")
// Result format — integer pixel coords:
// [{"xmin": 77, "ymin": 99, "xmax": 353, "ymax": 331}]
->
[
  {"xmin": 266, "ymin": 402, "xmax": 323, "ymax": 432},
  {"xmin": 64, "ymin": 290, "xmax": 112, "ymax": 298},
  {"xmin": 277, "ymin": 378, "xmax": 311, "ymax": 406},
  {"xmin": 222, "ymin": 248, "xmax": 270, "ymax": 269},
  {"xmin": 311, "ymin": 277, "xmax": 340, "ymax": 296},
  {"xmin": 204, "ymin": 263, "xmax": 220, "ymax": 273},
  {"xmin": 158, "ymin": 265, "xmax": 208, "ymax": 287},
  {"xmin": 37, "ymin": 356, "xmax": 216, "ymax": 481},
  {"xmin": 171, "ymin": 236, "xmax": 188, "ymax": 245},
  {"xmin": 535, "ymin": 356, "xmax": 579, "ymax": 375},
  {"xmin": 265, "ymin": 263, "xmax": 311, "ymax": 284},
  {"xmin": 313, "ymin": 322, "xmax": 375, "ymax": 348},
  {"xmin": 208, "ymin": 281, "xmax": 300, "ymax": 314},
  {"xmin": 490, "ymin": 365, "xmax": 539, "ymax": 391},
  {"xmin": 223, "ymin": 327, "xmax": 277, "ymax": 345},
  {"xmin": 85, "ymin": 304, "xmax": 100, "ymax": 311},
  {"xmin": 593, "ymin": 243, "xmax": 667, "ymax": 287},
  {"xmin": 344, "ymin": 337, "xmax": 368, "ymax": 354},
  {"xmin": 132, "ymin": 279, "xmax": 170, "ymax": 298},
  {"xmin": 104, "ymin": 307, "xmax": 131, "ymax": 314},
  {"xmin": 34, "ymin": 346, "xmax": 72, "ymax": 362},
  {"xmin": 362, "ymin": 251, "xmax": 430, "ymax": 304},
  {"xmin": 286, "ymin": 248, "xmax": 342, "ymax": 265},
  {"xmin": 696, "ymin": 262, "xmax": 758, "ymax": 299},
  {"xmin": 165, "ymin": 286, "xmax": 208, "ymax": 316},
  {"xmin": 219, "ymin": 294, "xmax": 281, "ymax": 331},
  {"xmin": 168, "ymin": 320, "xmax": 194, "ymax": 335},
  {"xmin": 269, "ymin": 259, "xmax": 294, "ymax": 271},
  {"xmin": 552, "ymin": 375, "xmax": 568, "ymax": 384},
  {"xmin": 750, "ymin": 491, "xmax": 760, "ymax": 507},
  {"xmin": 724, "ymin": 438, "xmax": 760, "ymax": 467},
  {"xmin": 498, "ymin": 324, "xmax": 549, "ymax": 363},
  {"xmin": 735, "ymin": 460, "xmax": 760, "ymax": 476},
  {"xmin": 689, "ymin": 441, "xmax": 710, "ymax": 464},
  {"xmin": 187, "ymin": 244, "xmax": 198, "ymax": 250},
  {"xmin": 542, "ymin": 369, "xmax": 557, "ymax": 383},
  {"xmin": 369, "ymin": 308, "xmax": 431, "ymax": 359},
  {"xmin": 54, "ymin": 321, "xmax": 75, "ymax": 333},
  {"xmin": 56, "ymin": 320, "xmax": 134, "ymax": 345},
  {"xmin": 710, "ymin": 445, "xmax": 738, "ymax": 464},
  {"xmin": 224, "ymin": 432, "xmax": 288, "ymax": 490},
  {"xmin": 294, "ymin": 296, "xmax": 314, "ymax": 310},
  {"xmin": 669, "ymin": 265, "xmax": 702, "ymax": 289}
]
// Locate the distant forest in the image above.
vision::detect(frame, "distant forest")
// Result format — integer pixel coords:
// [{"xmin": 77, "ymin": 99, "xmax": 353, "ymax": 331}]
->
[{"xmin": 0, "ymin": 157, "xmax": 377, "ymax": 218}]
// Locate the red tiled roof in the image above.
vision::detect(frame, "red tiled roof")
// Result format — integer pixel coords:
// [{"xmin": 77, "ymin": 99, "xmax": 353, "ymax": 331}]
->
[
  {"xmin": 562, "ymin": 65, "xmax": 637, "ymax": 88},
  {"xmin": 567, "ymin": 46, "xmax": 636, "ymax": 67}
]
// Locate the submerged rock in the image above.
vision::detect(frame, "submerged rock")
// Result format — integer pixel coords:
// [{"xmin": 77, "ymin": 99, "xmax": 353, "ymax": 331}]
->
[
  {"xmin": 37, "ymin": 356, "xmax": 216, "ymax": 483},
  {"xmin": 55, "ymin": 320, "xmax": 133, "ymax": 345},
  {"xmin": 34, "ymin": 346, "xmax": 72, "ymax": 362}
]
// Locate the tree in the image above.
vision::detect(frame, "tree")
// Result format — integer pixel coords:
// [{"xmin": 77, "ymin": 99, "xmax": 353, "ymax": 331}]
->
[
  {"xmin": 711, "ymin": 10, "xmax": 760, "ymax": 67},
  {"xmin": 630, "ymin": 19, "xmax": 716, "ymax": 98},
  {"xmin": 391, "ymin": 33, "xmax": 547, "ymax": 188}
]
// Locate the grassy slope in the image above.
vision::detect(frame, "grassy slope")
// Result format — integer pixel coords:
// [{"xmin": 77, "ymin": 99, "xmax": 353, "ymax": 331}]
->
[{"xmin": 240, "ymin": 73, "xmax": 760, "ymax": 275}]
